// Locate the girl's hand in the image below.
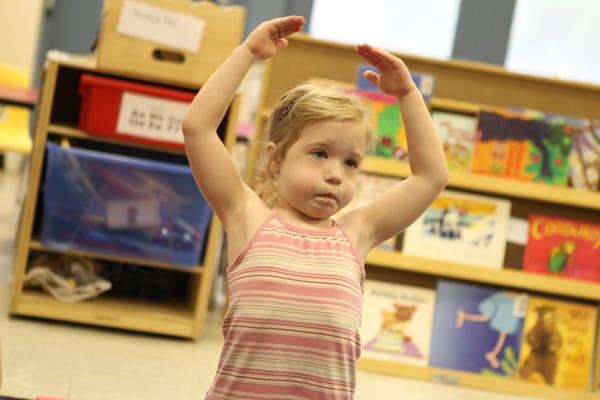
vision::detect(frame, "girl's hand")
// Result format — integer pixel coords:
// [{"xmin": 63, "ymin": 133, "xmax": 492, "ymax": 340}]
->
[
  {"xmin": 356, "ymin": 44, "xmax": 416, "ymax": 98},
  {"xmin": 244, "ymin": 16, "xmax": 305, "ymax": 60}
]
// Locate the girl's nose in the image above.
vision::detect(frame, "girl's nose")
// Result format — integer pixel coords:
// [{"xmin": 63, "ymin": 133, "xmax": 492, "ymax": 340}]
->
[
  {"xmin": 326, "ymin": 175, "xmax": 342, "ymax": 185},
  {"xmin": 325, "ymin": 168, "xmax": 342, "ymax": 185}
]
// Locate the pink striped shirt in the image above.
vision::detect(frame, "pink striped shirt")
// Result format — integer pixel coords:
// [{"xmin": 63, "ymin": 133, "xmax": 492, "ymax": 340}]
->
[{"xmin": 205, "ymin": 210, "xmax": 365, "ymax": 399}]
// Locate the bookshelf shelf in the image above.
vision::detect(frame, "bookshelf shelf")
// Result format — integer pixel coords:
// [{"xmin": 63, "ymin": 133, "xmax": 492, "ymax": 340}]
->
[
  {"xmin": 357, "ymin": 358, "xmax": 598, "ymax": 400},
  {"xmin": 362, "ymin": 156, "xmax": 600, "ymax": 210},
  {"xmin": 29, "ymin": 240, "xmax": 205, "ymax": 274},
  {"xmin": 16, "ymin": 290, "xmax": 195, "ymax": 338},
  {"xmin": 367, "ymin": 248, "xmax": 600, "ymax": 301},
  {"xmin": 48, "ymin": 124, "xmax": 187, "ymax": 155}
]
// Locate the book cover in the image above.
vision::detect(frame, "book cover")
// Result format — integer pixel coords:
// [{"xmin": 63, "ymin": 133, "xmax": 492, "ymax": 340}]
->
[
  {"xmin": 429, "ymin": 279, "xmax": 528, "ymax": 377},
  {"xmin": 471, "ymin": 108, "xmax": 574, "ymax": 185},
  {"xmin": 568, "ymin": 119, "xmax": 600, "ymax": 191},
  {"xmin": 402, "ymin": 189, "xmax": 511, "ymax": 269},
  {"xmin": 594, "ymin": 306, "xmax": 600, "ymax": 392},
  {"xmin": 522, "ymin": 214, "xmax": 600, "ymax": 283},
  {"xmin": 361, "ymin": 280, "xmax": 436, "ymax": 366},
  {"xmin": 308, "ymin": 78, "xmax": 408, "ymax": 160},
  {"xmin": 517, "ymin": 295, "xmax": 598, "ymax": 390},
  {"xmin": 432, "ymin": 111, "xmax": 478, "ymax": 172},
  {"xmin": 357, "ymin": 89, "xmax": 408, "ymax": 160}
]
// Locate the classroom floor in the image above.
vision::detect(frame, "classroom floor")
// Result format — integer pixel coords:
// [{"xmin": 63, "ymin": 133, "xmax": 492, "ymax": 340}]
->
[{"xmin": 0, "ymin": 166, "xmax": 532, "ymax": 400}]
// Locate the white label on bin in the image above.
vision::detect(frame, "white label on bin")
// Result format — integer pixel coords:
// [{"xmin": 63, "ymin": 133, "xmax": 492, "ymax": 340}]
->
[
  {"xmin": 117, "ymin": 0, "xmax": 205, "ymax": 53},
  {"xmin": 116, "ymin": 92, "xmax": 187, "ymax": 144},
  {"xmin": 106, "ymin": 198, "xmax": 161, "ymax": 229}
]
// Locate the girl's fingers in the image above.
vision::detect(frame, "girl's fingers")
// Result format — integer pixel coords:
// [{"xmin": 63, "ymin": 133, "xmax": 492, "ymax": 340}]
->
[
  {"xmin": 357, "ymin": 44, "xmax": 397, "ymax": 69},
  {"xmin": 363, "ymin": 70, "xmax": 380, "ymax": 86},
  {"xmin": 273, "ymin": 16, "xmax": 305, "ymax": 37}
]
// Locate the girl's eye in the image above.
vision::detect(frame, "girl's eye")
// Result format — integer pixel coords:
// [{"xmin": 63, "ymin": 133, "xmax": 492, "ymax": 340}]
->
[
  {"xmin": 312, "ymin": 150, "xmax": 327, "ymax": 159},
  {"xmin": 345, "ymin": 159, "xmax": 359, "ymax": 169}
]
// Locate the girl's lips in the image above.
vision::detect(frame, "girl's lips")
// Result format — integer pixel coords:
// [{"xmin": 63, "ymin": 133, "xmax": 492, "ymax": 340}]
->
[{"xmin": 318, "ymin": 193, "xmax": 338, "ymax": 202}]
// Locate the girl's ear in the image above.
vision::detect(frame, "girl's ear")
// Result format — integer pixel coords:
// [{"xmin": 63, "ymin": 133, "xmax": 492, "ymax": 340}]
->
[{"xmin": 265, "ymin": 142, "xmax": 281, "ymax": 177}]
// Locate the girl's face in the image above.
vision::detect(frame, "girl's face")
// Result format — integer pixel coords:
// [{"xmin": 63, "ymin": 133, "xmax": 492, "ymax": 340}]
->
[{"xmin": 271, "ymin": 119, "xmax": 367, "ymax": 221}]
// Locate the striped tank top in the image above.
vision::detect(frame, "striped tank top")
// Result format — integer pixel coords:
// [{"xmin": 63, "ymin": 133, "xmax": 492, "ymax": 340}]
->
[{"xmin": 205, "ymin": 210, "xmax": 365, "ymax": 400}]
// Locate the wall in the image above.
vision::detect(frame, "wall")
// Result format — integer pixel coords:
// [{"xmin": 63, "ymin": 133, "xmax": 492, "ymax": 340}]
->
[{"xmin": 0, "ymin": 0, "xmax": 45, "ymax": 86}]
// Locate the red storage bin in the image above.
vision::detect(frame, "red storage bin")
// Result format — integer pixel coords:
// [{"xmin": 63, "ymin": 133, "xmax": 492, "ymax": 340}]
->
[{"xmin": 78, "ymin": 74, "xmax": 196, "ymax": 149}]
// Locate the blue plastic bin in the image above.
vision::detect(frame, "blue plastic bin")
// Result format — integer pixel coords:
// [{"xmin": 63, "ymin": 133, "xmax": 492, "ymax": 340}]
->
[{"xmin": 41, "ymin": 143, "xmax": 212, "ymax": 267}]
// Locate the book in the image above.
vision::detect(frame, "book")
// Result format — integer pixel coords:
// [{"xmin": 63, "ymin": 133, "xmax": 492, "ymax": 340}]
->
[
  {"xmin": 358, "ymin": 89, "xmax": 408, "ymax": 160},
  {"xmin": 522, "ymin": 214, "xmax": 600, "ymax": 283},
  {"xmin": 471, "ymin": 108, "xmax": 574, "ymax": 185},
  {"xmin": 402, "ymin": 189, "xmax": 511, "ymax": 269},
  {"xmin": 517, "ymin": 295, "xmax": 598, "ymax": 390},
  {"xmin": 361, "ymin": 280, "xmax": 436, "ymax": 366},
  {"xmin": 594, "ymin": 306, "xmax": 600, "ymax": 392},
  {"xmin": 429, "ymin": 279, "xmax": 528, "ymax": 377},
  {"xmin": 432, "ymin": 111, "xmax": 478, "ymax": 172},
  {"xmin": 308, "ymin": 78, "xmax": 408, "ymax": 160},
  {"xmin": 568, "ymin": 119, "xmax": 600, "ymax": 191}
]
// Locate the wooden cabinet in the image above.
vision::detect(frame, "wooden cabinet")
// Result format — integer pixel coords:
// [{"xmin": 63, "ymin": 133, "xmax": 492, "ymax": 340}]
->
[
  {"xmin": 9, "ymin": 53, "xmax": 239, "ymax": 339},
  {"xmin": 248, "ymin": 34, "xmax": 600, "ymax": 400}
]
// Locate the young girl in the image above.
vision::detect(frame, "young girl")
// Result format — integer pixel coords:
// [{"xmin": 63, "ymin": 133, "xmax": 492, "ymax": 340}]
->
[{"xmin": 182, "ymin": 15, "xmax": 448, "ymax": 400}]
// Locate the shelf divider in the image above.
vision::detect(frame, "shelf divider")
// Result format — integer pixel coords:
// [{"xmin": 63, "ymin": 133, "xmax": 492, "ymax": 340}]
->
[
  {"xmin": 30, "ymin": 240, "xmax": 204, "ymax": 274},
  {"xmin": 366, "ymin": 248, "xmax": 600, "ymax": 301}
]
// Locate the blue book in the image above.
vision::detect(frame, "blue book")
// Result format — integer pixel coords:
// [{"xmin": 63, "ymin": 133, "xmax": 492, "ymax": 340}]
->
[{"xmin": 429, "ymin": 280, "xmax": 528, "ymax": 377}]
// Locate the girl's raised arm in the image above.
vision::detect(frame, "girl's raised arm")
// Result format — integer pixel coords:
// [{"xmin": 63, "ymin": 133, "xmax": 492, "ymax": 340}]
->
[
  {"xmin": 355, "ymin": 44, "xmax": 449, "ymax": 249},
  {"xmin": 181, "ymin": 16, "xmax": 304, "ymax": 228}
]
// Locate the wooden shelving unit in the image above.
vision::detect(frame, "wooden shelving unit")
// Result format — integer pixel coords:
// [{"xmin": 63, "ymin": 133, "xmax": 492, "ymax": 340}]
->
[
  {"xmin": 9, "ymin": 52, "xmax": 239, "ymax": 339},
  {"xmin": 250, "ymin": 33, "xmax": 600, "ymax": 400}
]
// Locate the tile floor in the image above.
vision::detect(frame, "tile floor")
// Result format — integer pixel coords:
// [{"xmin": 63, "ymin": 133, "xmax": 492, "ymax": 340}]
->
[{"xmin": 0, "ymin": 166, "xmax": 533, "ymax": 399}]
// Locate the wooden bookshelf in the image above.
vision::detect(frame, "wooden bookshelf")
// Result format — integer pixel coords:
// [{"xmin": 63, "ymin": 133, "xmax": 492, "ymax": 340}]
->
[
  {"xmin": 252, "ymin": 33, "xmax": 600, "ymax": 399},
  {"xmin": 9, "ymin": 54, "xmax": 238, "ymax": 339}
]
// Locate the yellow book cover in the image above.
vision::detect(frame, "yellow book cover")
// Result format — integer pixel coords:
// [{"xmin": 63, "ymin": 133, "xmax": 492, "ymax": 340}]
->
[{"xmin": 517, "ymin": 295, "xmax": 598, "ymax": 390}]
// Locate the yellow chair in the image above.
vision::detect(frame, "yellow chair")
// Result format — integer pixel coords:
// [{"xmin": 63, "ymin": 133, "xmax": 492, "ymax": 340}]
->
[
  {"xmin": 0, "ymin": 62, "xmax": 33, "ymax": 158},
  {"xmin": 0, "ymin": 61, "xmax": 30, "ymax": 87}
]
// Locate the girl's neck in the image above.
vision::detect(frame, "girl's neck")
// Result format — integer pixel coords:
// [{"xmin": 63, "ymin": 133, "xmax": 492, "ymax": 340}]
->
[{"xmin": 273, "ymin": 206, "xmax": 335, "ymax": 230}]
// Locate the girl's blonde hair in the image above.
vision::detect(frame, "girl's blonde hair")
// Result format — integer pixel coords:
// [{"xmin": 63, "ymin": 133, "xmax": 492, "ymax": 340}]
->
[{"xmin": 255, "ymin": 82, "xmax": 370, "ymax": 207}]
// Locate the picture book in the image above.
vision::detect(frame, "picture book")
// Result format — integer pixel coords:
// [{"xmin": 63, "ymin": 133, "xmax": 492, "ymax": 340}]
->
[
  {"xmin": 517, "ymin": 295, "xmax": 598, "ymax": 390},
  {"xmin": 361, "ymin": 279, "xmax": 436, "ymax": 366},
  {"xmin": 568, "ymin": 119, "xmax": 600, "ymax": 191},
  {"xmin": 308, "ymin": 77, "xmax": 408, "ymax": 160},
  {"xmin": 357, "ymin": 89, "xmax": 408, "ymax": 160},
  {"xmin": 429, "ymin": 279, "xmax": 528, "ymax": 377},
  {"xmin": 522, "ymin": 214, "xmax": 600, "ymax": 283},
  {"xmin": 342, "ymin": 173, "xmax": 401, "ymax": 250},
  {"xmin": 402, "ymin": 189, "xmax": 511, "ymax": 269},
  {"xmin": 432, "ymin": 111, "xmax": 478, "ymax": 172},
  {"xmin": 594, "ymin": 308, "xmax": 600, "ymax": 392},
  {"xmin": 471, "ymin": 108, "xmax": 574, "ymax": 185}
]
